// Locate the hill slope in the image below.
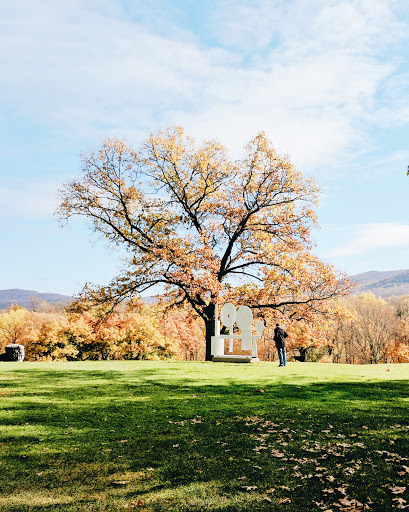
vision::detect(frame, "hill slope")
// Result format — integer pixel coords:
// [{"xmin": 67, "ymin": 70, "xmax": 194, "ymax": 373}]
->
[
  {"xmin": 0, "ymin": 289, "xmax": 73, "ymax": 311},
  {"xmin": 0, "ymin": 289, "xmax": 157, "ymax": 310},
  {"xmin": 350, "ymin": 269, "xmax": 409, "ymax": 297},
  {"xmin": 2, "ymin": 271, "xmax": 409, "ymax": 310}
]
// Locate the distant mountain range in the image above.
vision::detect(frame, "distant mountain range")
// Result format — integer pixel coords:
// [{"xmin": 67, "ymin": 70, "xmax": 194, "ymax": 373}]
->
[
  {"xmin": 1, "ymin": 272, "xmax": 409, "ymax": 310},
  {"xmin": 0, "ymin": 289, "xmax": 74, "ymax": 311},
  {"xmin": 0, "ymin": 289, "xmax": 157, "ymax": 311},
  {"xmin": 350, "ymin": 269, "xmax": 409, "ymax": 298}
]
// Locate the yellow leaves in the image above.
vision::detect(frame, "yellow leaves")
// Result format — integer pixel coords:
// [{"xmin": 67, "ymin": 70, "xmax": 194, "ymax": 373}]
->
[
  {"xmin": 0, "ymin": 305, "xmax": 183, "ymax": 362},
  {"xmin": 358, "ymin": 292, "xmax": 386, "ymax": 305},
  {"xmin": 56, "ymin": 126, "xmax": 351, "ymax": 360},
  {"xmin": 0, "ymin": 307, "xmax": 29, "ymax": 350}
]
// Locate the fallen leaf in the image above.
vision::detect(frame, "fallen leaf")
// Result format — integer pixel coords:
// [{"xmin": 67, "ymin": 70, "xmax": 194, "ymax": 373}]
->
[
  {"xmin": 393, "ymin": 497, "xmax": 409, "ymax": 509},
  {"xmin": 278, "ymin": 498, "xmax": 291, "ymax": 504},
  {"xmin": 241, "ymin": 486, "xmax": 258, "ymax": 491},
  {"xmin": 338, "ymin": 497, "xmax": 364, "ymax": 509},
  {"xmin": 271, "ymin": 449, "xmax": 285, "ymax": 458},
  {"xmin": 126, "ymin": 500, "xmax": 144, "ymax": 508},
  {"xmin": 335, "ymin": 487, "xmax": 348, "ymax": 495},
  {"xmin": 390, "ymin": 486, "xmax": 406, "ymax": 495},
  {"xmin": 112, "ymin": 481, "xmax": 130, "ymax": 486}
]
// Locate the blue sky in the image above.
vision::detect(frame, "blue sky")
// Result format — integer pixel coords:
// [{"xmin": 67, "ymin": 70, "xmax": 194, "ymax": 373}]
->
[{"xmin": 1, "ymin": 0, "xmax": 409, "ymax": 296}]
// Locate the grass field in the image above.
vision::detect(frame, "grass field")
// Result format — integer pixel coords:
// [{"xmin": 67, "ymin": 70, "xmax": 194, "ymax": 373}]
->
[{"xmin": 0, "ymin": 361, "xmax": 408, "ymax": 511}]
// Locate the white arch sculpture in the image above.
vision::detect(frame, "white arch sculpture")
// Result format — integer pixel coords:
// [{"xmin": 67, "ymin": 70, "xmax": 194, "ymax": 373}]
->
[{"xmin": 211, "ymin": 303, "xmax": 265, "ymax": 362}]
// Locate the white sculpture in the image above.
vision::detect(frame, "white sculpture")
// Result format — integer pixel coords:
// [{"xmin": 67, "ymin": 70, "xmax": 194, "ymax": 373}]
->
[{"xmin": 211, "ymin": 302, "xmax": 265, "ymax": 361}]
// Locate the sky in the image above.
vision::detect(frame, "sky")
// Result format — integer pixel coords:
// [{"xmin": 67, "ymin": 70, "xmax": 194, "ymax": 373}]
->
[{"xmin": 1, "ymin": 0, "xmax": 409, "ymax": 296}]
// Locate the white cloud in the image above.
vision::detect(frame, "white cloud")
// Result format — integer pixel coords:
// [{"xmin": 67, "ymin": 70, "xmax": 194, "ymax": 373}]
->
[
  {"xmin": 1, "ymin": 0, "xmax": 409, "ymax": 292},
  {"xmin": 0, "ymin": 0, "xmax": 408, "ymax": 174},
  {"xmin": 329, "ymin": 223, "xmax": 409, "ymax": 257}
]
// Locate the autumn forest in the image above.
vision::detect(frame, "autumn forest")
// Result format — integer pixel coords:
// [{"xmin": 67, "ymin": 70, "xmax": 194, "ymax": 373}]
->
[{"xmin": 1, "ymin": 291, "xmax": 409, "ymax": 364}]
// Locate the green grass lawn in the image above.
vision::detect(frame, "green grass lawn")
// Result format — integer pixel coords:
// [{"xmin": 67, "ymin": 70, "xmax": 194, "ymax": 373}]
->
[{"xmin": 0, "ymin": 361, "xmax": 408, "ymax": 512}]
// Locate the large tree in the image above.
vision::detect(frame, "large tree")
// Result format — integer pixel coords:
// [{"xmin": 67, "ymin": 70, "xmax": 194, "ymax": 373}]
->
[{"xmin": 57, "ymin": 127, "xmax": 349, "ymax": 360}]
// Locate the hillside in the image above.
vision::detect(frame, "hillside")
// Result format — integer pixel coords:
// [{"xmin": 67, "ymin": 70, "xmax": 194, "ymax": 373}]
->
[
  {"xmin": 0, "ymin": 289, "xmax": 157, "ymax": 311},
  {"xmin": 0, "ymin": 289, "xmax": 74, "ymax": 311},
  {"xmin": 350, "ymin": 269, "xmax": 409, "ymax": 297},
  {"xmin": 2, "ymin": 271, "xmax": 409, "ymax": 310}
]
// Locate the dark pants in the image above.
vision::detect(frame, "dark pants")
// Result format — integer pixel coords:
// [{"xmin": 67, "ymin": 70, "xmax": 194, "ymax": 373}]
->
[{"xmin": 277, "ymin": 346, "xmax": 286, "ymax": 366}]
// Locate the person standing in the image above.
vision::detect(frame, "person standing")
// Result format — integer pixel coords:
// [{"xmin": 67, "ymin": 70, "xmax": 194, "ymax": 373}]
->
[{"xmin": 274, "ymin": 323, "xmax": 288, "ymax": 367}]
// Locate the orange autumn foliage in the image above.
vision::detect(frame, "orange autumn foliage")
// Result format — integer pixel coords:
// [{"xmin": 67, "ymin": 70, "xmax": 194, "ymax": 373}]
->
[
  {"xmin": 0, "ymin": 306, "xmax": 179, "ymax": 361},
  {"xmin": 160, "ymin": 307, "xmax": 204, "ymax": 360},
  {"xmin": 387, "ymin": 319, "xmax": 409, "ymax": 363},
  {"xmin": 57, "ymin": 127, "xmax": 350, "ymax": 360}
]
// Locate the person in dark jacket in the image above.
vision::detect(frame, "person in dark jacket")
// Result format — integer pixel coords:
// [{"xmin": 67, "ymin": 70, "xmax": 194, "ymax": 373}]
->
[{"xmin": 274, "ymin": 323, "xmax": 288, "ymax": 367}]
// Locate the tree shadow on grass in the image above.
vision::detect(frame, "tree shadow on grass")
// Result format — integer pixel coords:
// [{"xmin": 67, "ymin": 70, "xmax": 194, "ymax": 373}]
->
[
  {"xmin": 2, "ymin": 375, "xmax": 409, "ymax": 432},
  {"xmin": 1, "ymin": 370, "xmax": 409, "ymax": 511}
]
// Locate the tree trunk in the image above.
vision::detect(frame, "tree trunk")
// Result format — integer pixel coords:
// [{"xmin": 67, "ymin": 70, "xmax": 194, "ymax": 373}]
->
[{"xmin": 203, "ymin": 303, "xmax": 216, "ymax": 362}]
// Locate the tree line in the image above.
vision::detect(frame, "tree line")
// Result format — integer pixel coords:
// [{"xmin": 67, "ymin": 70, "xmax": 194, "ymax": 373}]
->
[
  {"xmin": 1, "ymin": 293, "xmax": 408, "ymax": 363},
  {"xmin": 331, "ymin": 293, "xmax": 409, "ymax": 364},
  {"xmin": 0, "ymin": 301, "xmax": 200, "ymax": 362}
]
